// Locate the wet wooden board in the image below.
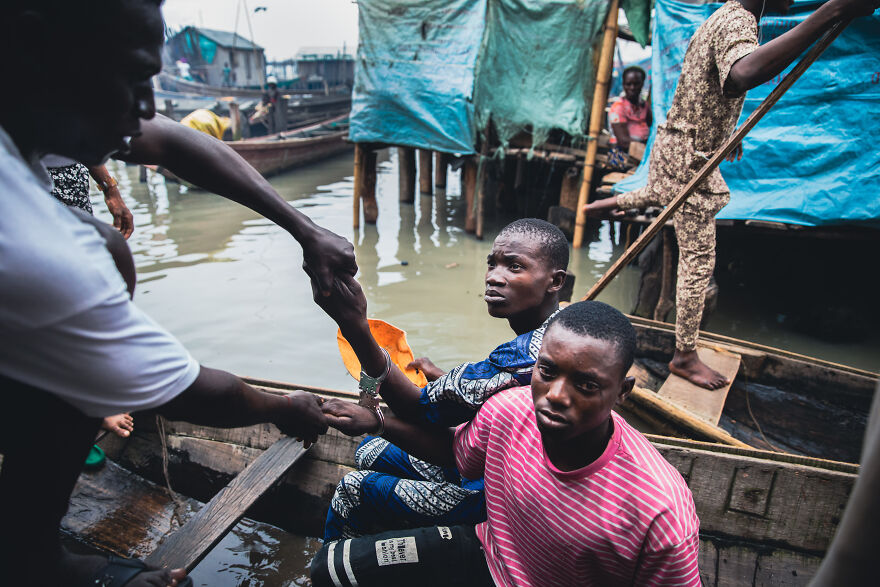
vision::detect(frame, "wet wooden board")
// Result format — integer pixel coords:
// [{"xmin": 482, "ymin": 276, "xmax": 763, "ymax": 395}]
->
[
  {"xmin": 144, "ymin": 437, "xmax": 308, "ymax": 572},
  {"xmin": 657, "ymin": 347, "xmax": 741, "ymax": 425},
  {"xmin": 63, "ymin": 460, "xmax": 200, "ymax": 559}
]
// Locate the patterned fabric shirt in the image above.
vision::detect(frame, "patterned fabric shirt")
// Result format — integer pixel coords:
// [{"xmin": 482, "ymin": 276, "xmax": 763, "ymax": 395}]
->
[
  {"xmin": 454, "ymin": 388, "xmax": 701, "ymax": 587},
  {"xmin": 417, "ymin": 311, "xmax": 558, "ymax": 427},
  {"xmin": 609, "ymin": 96, "xmax": 650, "ymax": 143},
  {"xmin": 665, "ymin": 0, "xmax": 758, "ymax": 155}
]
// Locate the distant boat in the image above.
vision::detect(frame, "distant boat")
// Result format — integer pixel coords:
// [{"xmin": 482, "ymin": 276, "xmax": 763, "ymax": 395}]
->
[{"xmin": 152, "ymin": 114, "xmax": 352, "ymax": 183}]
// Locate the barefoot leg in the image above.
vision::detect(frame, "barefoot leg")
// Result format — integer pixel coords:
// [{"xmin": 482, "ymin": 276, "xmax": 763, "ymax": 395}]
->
[
  {"xmin": 668, "ymin": 348, "xmax": 729, "ymax": 390},
  {"xmin": 102, "ymin": 413, "xmax": 134, "ymax": 438}
]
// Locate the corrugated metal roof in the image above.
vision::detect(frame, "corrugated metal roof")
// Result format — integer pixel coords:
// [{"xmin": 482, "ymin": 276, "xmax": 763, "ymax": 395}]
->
[
  {"xmin": 296, "ymin": 46, "xmax": 353, "ymax": 59},
  {"xmin": 192, "ymin": 27, "xmax": 264, "ymax": 51}
]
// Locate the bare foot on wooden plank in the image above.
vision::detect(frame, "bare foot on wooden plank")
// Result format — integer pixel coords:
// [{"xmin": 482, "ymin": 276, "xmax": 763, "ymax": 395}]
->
[
  {"xmin": 102, "ymin": 413, "xmax": 134, "ymax": 438},
  {"xmin": 669, "ymin": 349, "xmax": 729, "ymax": 390}
]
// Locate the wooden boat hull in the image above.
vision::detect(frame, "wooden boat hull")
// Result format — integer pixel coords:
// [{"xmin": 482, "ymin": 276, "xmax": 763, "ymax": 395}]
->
[
  {"xmin": 227, "ymin": 130, "xmax": 351, "ymax": 177},
  {"xmin": 623, "ymin": 316, "xmax": 877, "ymax": 463},
  {"xmin": 86, "ymin": 394, "xmax": 858, "ymax": 586},
  {"xmin": 60, "ymin": 315, "xmax": 875, "ymax": 584}
]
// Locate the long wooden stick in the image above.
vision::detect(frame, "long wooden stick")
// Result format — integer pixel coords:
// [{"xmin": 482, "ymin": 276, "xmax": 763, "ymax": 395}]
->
[
  {"xmin": 583, "ymin": 19, "xmax": 851, "ymax": 301},
  {"xmin": 573, "ymin": 0, "xmax": 619, "ymax": 248},
  {"xmin": 145, "ymin": 437, "xmax": 309, "ymax": 572}
]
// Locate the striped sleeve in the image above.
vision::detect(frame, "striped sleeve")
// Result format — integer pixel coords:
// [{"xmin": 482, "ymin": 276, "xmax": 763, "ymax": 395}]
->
[
  {"xmin": 453, "ymin": 393, "xmax": 502, "ymax": 479},
  {"xmin": 635, "ymin": 530, "xmax": 701, "ymax": 586}
]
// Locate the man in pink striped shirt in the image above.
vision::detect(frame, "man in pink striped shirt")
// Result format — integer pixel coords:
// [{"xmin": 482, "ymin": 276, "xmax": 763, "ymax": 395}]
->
[{"xmin": 312, "ymin": 298, "xmax": 701, "ymax": 586}]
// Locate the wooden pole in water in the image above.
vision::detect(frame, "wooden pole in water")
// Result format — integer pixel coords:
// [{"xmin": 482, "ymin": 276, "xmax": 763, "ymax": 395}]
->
[
  {"xmin": 363, "ymin": 149, "xmax": 378, "ymax": 224},
  {"xmin": 353, "ymin": 144, "xmax": 364, "ymax": 228},
  {"xmin": 572, "ymin": 0, "xmax": 619, "ymax": 248},
  {"xmin": 398, "ymin": 147, "xmax": 416, "ymax": 203},
  {"xmin": 418, "ymin": 149, "xmax": 433, "ymax": 195},
  {"xmin": 463, "ymin": 158, "xmax": 477, "ymax": 233},
  {"xmin": 582, "ymin": 19, "xmax": 853, "ymax": 301},
  {"xmin": 475, "ymin": 139, "xmax": 489, "ymax": 240},
  {"xmin": 435, "ymin": 152, "xmax": 448, "ymax": 189}
]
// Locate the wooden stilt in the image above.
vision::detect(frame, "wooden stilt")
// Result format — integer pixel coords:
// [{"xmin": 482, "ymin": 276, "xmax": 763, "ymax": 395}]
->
[
  {"xmin": 475, "ymin": 141, "xmax": 489, "ymax": 240},
  {"xmin": 139, "ymin": 165, "xmax": 148, "ymax": 183},
  {"xmin": 463, "ymin": 158, "xmax": 477, "ymax": 233},
  {"xmin": 573, "ymin": 0, "xmax": 619, "ymax": 248},
  {"xmin": 354, "ymin": 144, "xmax": 379, "ymax": 226},
  {"xmin": 398, "ymin": 147, "xmax": 415, "ymax": 203},
  {"xmin": 434, "ymin": 152, "xmax": 448, "ymax": 189},
  {"xmin": 363, "ymin": 149, "xmax": 378, "ymax": 224},
  {"xmin": 353, "ymin": 144, "xmax": 364, "ymax": 228},
  {"xmin": 418, "ymin": 149, "xmax": 433, "ymax": 195}
]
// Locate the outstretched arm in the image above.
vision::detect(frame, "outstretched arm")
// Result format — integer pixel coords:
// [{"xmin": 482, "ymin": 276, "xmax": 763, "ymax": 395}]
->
[
  {"xmin": 157, "ymin": 366, "xmax": 328, "ymax": 446},
  {"xmin": 726, "ymin": 0, "xmax": 878, "ymax": 95},
  {"xmin": 309, "ymin": 272, "xmax": 428, "ymax": 421},
  {"xmin": 119, "ymin": 114, "xmax": 356, "ymax": 294},
  {"xmin": 321, "ymin": 398, "xmax": 456, "ymax": 467}
]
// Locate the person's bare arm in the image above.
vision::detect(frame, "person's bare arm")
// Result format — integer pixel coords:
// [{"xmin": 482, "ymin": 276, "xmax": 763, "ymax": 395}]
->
[
  {"xmin": 87, "ymin": 165, "xmax": 134, "ymax": 239},
  {"xmin": 118, "ymin": 114, "xmax": 356, "ymax": 294},
  {"xmin": 611, "ymin": 122, "xmax": 632, "ymax": 151},
  {"xmin": 726, "ymin": 0, "xmax": 878, "ymax": 95},
  {"xmin": 309, "ymin": 272, "xmax": 427, "ymax": 421},
  {"xmin": 321, "ymin": 399, "xmax": 456, "ymax": 467},
  {"xmin": 157, "ymin": 366, "xmax": 328, "ymax": 446}
]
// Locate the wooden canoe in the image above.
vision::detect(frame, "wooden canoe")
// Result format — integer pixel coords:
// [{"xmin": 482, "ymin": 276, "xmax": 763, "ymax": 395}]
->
[
  {"xmin": 69, "ymin": 381, "xmax": 859, "ymax": 586},
  {"xmin": 152, "ymin": 115, "xmax": 352, "ymax": 183},
  {"xmin": 622, "ymin": 316, "xmax": 877, "ymax": 463}
]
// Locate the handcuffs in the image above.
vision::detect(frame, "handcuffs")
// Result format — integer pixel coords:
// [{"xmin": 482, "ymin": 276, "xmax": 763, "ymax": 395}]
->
[{"xmin": 358, "ymin": 348, "xmax": 391, "ymax": 436}]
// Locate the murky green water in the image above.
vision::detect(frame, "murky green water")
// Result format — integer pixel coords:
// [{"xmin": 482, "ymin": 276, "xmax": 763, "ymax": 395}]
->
[{"xmin": 92, "ymin": 148, "xmax": 879, "ymax": 584}]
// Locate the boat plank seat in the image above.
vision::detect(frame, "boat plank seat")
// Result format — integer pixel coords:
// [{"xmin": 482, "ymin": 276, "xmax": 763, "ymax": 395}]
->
[
  {"xmin": 656, "ymin": 347, "xmax": 741, "ymax": 425},
  {"xmin": 145, "ymin": 436, "xmax": 308, "ymax": 572}
]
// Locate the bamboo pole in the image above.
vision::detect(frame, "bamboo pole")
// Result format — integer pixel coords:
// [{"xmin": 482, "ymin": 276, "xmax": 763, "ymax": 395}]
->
[
  {"xmin": 572, "ymin": 0, "xmax": 619, "ymax": 248},
  {"xmin": 583, "ymin": 19, "xmax": 852, "ymax": 301}
]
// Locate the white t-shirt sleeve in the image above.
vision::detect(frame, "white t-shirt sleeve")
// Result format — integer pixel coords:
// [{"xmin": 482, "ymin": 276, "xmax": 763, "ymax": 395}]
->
[
  {"xmin": 0, "ymin": 140, "xmax": 199, "ymax": 417},
  {"xmin": 1, "ymin": 290, "xmax": 200, "ymax": 417}
]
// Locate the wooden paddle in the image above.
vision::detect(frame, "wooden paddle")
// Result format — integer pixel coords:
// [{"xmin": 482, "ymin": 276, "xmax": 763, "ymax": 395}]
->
[
  {"xmin": 144, "ymin": 436, "xmax": 309, "ymax": 572},
  {"xmin": 582, "ymin": 18, "xmax": 853, "ymax": 302}
]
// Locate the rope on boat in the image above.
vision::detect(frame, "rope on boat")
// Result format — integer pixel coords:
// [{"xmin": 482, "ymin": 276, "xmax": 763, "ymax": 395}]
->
[
  {"xmin": 742, "ymin": 374, "xmax": 782, "ymax": 452},
  {"xmin": 156, "ymin": 415, "xmax": 188, "ymax": 531}
]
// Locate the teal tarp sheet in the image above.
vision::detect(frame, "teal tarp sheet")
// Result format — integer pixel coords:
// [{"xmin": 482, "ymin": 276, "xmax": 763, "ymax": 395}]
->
[
  {"xmin": 350, "ymin": 0, "xmax": 652, "ymax": 154},
  {"xmin": 474, "ymin": 0, "xmax": 609, "ymax": 147},
  {"xmin": 349, "ymin": 0, "xmax": 486, "ymax": 154},
  {"xmin": 614, "ymin": 0, "xmax": 880, "ymax": 227}
]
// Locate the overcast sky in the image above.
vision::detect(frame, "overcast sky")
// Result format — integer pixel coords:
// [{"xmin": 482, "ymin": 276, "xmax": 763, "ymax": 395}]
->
[{"xmin": 161, "ymin": 0, "xmax": 360, "ymax": 60}]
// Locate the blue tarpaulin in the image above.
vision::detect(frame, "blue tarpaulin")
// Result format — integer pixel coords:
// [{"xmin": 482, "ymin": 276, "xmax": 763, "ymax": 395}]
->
[
  {"xmin": 349, "ymin": 0, "xmax": 486, "ymax": 154},
  {"xmin": 614, "ymin": 0, "xmax": 880, "ymax": 227}
]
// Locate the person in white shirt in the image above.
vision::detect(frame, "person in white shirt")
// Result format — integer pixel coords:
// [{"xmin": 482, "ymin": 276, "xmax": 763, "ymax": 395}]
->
[{"xmin": 0, "ymin": 1, "xmax": 357, "ymax": 585}]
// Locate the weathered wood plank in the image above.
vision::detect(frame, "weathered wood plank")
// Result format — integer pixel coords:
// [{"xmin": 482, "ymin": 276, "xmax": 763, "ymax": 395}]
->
[
  {"xmin": 144, "ymin": 438, "xmax": 308, "ymax": 572},
  {"xmin": 657, "ymin": 347, "xmax": 741, "ymax": 424},
  {"xmin": 63, "ymin": 461, "xmax": 199, "ymax": 559},
  {"xmin": 654, "ymin": 443, "xmax": 854, "ymax": 553}
]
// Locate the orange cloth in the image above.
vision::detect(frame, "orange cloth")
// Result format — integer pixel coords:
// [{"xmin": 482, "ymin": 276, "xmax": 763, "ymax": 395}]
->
[{"xmin": 337, "ymin": 319, "xmax": 428, "ymax": 387}]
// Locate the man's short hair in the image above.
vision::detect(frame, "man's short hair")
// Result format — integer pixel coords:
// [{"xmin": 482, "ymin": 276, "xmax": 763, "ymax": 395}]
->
[
  {"xmin": 498, "ymin": 218, "xmax": 569, "ymax": 271},
  {"xmin": 548, "ymin": 301, "xmax": 636, "ymax": 373},
  {"xmin": 623, "ymin": 66, "xmax": 647, "ymax": 83}
]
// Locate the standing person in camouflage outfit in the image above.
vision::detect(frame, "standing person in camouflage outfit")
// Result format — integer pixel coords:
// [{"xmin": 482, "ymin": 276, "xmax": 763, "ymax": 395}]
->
[{"xmin": 585, "ymin": 0, "xmax": 879, "ymax": 389}]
